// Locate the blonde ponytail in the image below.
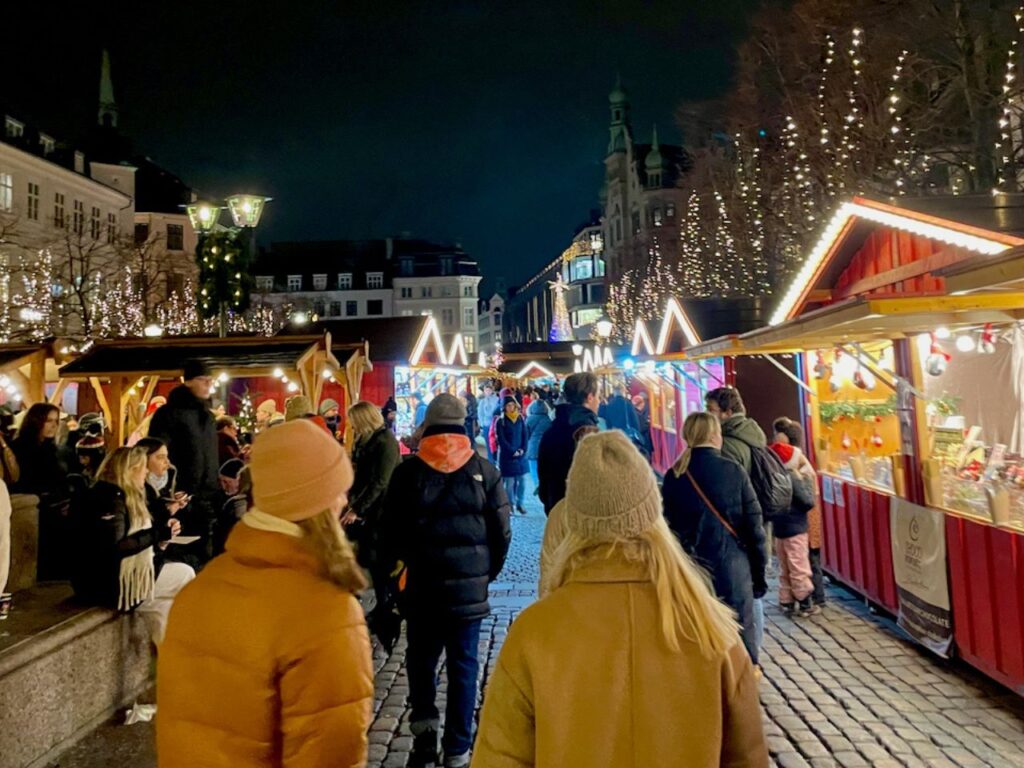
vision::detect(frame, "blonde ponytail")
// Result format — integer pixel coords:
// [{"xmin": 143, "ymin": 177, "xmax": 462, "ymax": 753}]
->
[{"xmin": 672, "ymin": 411, "xmax": 722, "ymax": 478}]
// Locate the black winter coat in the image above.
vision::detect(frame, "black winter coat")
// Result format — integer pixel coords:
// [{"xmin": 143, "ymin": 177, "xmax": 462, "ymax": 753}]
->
[
  {"xmin": 661, "ymin": 447, "xmax": 767, "ymax": 663},
  {"xmin": 148, "ymin": 385, "xmax": 219, "ymax": 498},
  {"xmin": 72, "ymin": 480, "xmax": 171, "ymax": 608},
  {"xmin": 381, "ymin": 447, "xmax": 512, "ymax": 620},
  {"xmin": 770, "ymin": 471, "xmax": 816, "ymax": 539},
  {"xmin": 525, "ymin": 402, "xmax": 551, "ymax": 461},
  {"xmin": 496, "ymin": 416, "xmax": 528, "ymax": 477},
  {"xmin": 536, "ymin": 403, "xmax": 600, "ymax": 515},
  {"xmin": 10, "ymin": 436, "xmax": 68, "ymax": 500}
]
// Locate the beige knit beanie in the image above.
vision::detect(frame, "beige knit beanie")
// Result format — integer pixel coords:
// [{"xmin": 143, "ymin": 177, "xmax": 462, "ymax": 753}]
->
[
  {"xmin": 564, "ymin": 430, "xmax": 662, "ymax": 539},
  {"xmin": 284, "ymin": 395, "xmax": 313, "ymax": 422},
  {"xmin": 250, "ymin": 419, "xmax": 353, "ymax": 521}
]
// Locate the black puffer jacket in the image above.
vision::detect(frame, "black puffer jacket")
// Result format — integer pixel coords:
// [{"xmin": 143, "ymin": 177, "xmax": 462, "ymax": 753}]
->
[
  {"xmin": 72, "ymin": 480, "xmax": 171, "ymax": 608},
  {"xmin": 381, "ymin": 427, "xmax": 512, "ymax": 620},
  {"xmin": 661, "ymin": 447, "xmax": 767, "ymax": 664},
  {"xmin": 536, "ymin": 403, "xmax": 600, "ymax": 515},
  {"xmin": 770, "ymin": 471, "xmax": 816, "ymax": 539},
  {"xmin": 148, "ymin": 385, "xmax": 219, "ymax": 497}
]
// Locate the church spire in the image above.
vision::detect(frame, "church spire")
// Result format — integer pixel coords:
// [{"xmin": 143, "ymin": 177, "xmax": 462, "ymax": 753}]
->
[
  {"xmin": 98, "ymin": 49, "xmax": 118, "ymax": 128},
  {"xmin": 607, "ymin": 74, "xmax": 631, "ymax": 155},
  {"xmin": 645, "ymin": 124, "xmax": 663, "ymax": 169}
]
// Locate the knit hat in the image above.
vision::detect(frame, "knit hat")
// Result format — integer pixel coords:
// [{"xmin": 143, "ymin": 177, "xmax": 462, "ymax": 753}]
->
[
  {"xmin": 563, "ymin": 430, "xmax": 662, "ymax": 539},
  {"xmin": 250, "ymin": 419, "xmax": 353, "ymax": 521},
  {"xmin": 183, "ymin": 358, "xmax": 212, "ymax": 381},
  {"xmin": 219, "ymin": 458, "xmax": 245, "ymax": 479},
  {"xmin": 318, "ymin": 398, "xmax": 339, "ymax": 416},
  {"xmin": 76, "ymin": 433, "xmax": 106, "ymax": 451},
  {"xmin": 78, "ymin": 412, "xmax": 104, "ymax": 435},
  {"xmin": 284, "ymin": 395, "xmax": 313, "ymax": 422},
  {"xmin": 770, "ymin": 442, "xmax": 802, "ymax": 471},
  {"xmin": 502, "ymin": 395, "xmax": 519, "ymax": 409},
  {"xmin": 256, "ymin": 399, "xmax": 277, "ymax": 416},
  {"xmin": 423, "ymin": 393, "xmax": 466, "ymax": 428}
]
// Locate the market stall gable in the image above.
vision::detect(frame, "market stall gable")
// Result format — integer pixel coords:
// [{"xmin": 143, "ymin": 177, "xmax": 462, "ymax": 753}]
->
[{"xmin": 57, "ymin": 334, "xmax": 343, "ymax": 445}]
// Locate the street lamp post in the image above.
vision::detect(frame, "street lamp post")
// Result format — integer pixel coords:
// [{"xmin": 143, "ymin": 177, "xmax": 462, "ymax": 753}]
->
[{"xmin": 186, "ymin": 194, "xmax": 271, "ymax": 338}]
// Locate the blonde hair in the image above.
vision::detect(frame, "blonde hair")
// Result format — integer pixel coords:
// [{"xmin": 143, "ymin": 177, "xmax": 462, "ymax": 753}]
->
[
  {"xmin": 348, "ymin": 400, "xmax": 384, "ymax": 439},
  {"xmin": 297, "ymin": 508, "xmax": 368, "ymax": 593},
  {"xmin": 95, "ymin": 446, "xmax": 151, "ymax": 531},
  {"xmin": 543, "ymin": 513, "xmax": 739, "ymax": 657},
  {"xmin": 671, "ymin": 411, "xmax": 722, "ymax": 477}
]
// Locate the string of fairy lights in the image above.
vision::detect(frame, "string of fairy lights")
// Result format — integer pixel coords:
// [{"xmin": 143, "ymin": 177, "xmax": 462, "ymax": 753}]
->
[{"xmin": 995, "ymin": 6, "xmax": 1024, "ymax": 193}]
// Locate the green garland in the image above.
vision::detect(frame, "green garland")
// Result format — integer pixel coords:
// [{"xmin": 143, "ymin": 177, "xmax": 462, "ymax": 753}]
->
[
  {"xmin": 196, "ymin": 230, "xmax": 253, "ymax": 320},
  {"xmin": 820, "ymin": 396, "xmax": 897, "ymax": 425}
]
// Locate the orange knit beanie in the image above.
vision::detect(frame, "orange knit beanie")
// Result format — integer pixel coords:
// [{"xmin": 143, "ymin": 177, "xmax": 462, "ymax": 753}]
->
[{"xmin": 250, "ymin": 419, "xmax": 353, "ymax": 521}]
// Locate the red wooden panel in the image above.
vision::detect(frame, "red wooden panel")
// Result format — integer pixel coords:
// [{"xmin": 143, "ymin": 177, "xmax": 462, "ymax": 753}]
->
[
  {"xmin": 989, "ymin": 526, "xmax": 1024, "ymax": 686},
  {"xmin": 846, "ymin": 483, "xmax": 865, "ymax": 587},
  {"xmin": 859, "ymin": 487, "xmax": 880, "ymax": 601},
  {"xmin": 874, "ymin": 492, "xmax": 899, "ymax": 612},
  {"xmin": 820, "ymin": 478, "xmax": 838, "ymax": 574}
]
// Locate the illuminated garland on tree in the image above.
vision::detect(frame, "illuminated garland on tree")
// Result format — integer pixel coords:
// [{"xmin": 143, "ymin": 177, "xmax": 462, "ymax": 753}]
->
[
  {"xmin": 196, "ymin": 230, "xmax": 253, "ymax": 320},
  {"xmin": 995, "ymin": 6, "xmax": 1024, "ymax": 193}
]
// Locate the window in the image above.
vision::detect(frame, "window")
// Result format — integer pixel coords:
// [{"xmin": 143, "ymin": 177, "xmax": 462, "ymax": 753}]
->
[
  {"xmin": 648, "ymin": 171, "xmax": 661, "ymax": 188},
  {"xmin": 27, "ymin": 182, "xmax": 39, "ymax": 220},
  {"xmin": 53, "ymin": 192, "xmax": 65, "ymax": 228},
  {"xmin": 420, "ymin": 286, "xmax": 432, "ymax": 298},
  {"xmin": 73, "ymin": 200, "xmax": 84, "ymax": 235},
  {"xmin": 106, "ymin": 212, "xmax": 117, "ymax": 243},
  {"xmin": 631, "ymin": 211, "xmax": 640, "ymax": 234},
  {"xmin": 166, "ymin": 224, "xmax": 184, "ymax": 250},
  {"xmin": 653, "ymin": 207, "xmax": 663, "ymax": 227},
  {"xmin": 666, "ymin": 202, "xmax": 676, "ymax": 218},
  {"xmin": 400, "ymin": 286, "xmax": 413, "ymax": 298},
  {"xmin": 596, "ymin": 257, "xmax": 606, "ymax": 277},
  {"xmin": 572, "ymin": 257, "xmax": 593, "ymax": 282},
  {"xmin": 312, "ymin": 273, "xmax": 327, "ymax": 290},
  {"xmin": 287, "ymin": 274, "xmax": 302, "ymax": 291},
  {"xmin": 463, "ymin": 307, "xmax": 475, "ymax": 328},
  {"xmin": 39, "ymin": 134, "xmax": 55, "ymax": 155},
  {"xmin": 90, "ymin": 206, "xmax": 101, "ymax": 239},
  {"xmin": 134, "ymin": 223, "xmax": 150, "ymax": 244},
  {"xmin": 255, "ymin": 276, "xmax": 273, "ymax": 291},
  {"xmin": 0, "ymin": 173, "xmax": 11, "ymax": 212},
  {"xmin": 346, "ymin": 300, "xmax": 358, "ymax": 317},
  {"xmin": 463, "ymin": 285, "xmax": 475, "ymax": 297},
  {"xmin": 465, "ymin": 335, "xmax": 475, "ymax": 354},
  {"xmin": 400, "ymin": 309, "xmax": 414, "ymax": 317},
  {"xmin": 313, "ymin": 300, "xmax": 325, "ymax": 318},
  {"xmin": 441, "ymin": 308, "xmax": 455, "ymax": 328},
  {"xmin": 167, "ymin": 273, "xmax": 185, "ymax": 299},
  {"xmin": 329, "ymin": 301, "xmax": 342, "ymax": 317},
  {"xmin": 337, "ymin": 273, "xmax": 352, "ymax": 290},
  {"xmin": 367, "ymin": 299, "xmax": 383, "ymax": 316},
  {"xmin": 4, "ymin": 117, "xmax": 23, "ymax": 138},
  {"xmin": 366, "ymin": 271, "xmax": 384, "ymax": 289},
  {"xmin": 399, "ymin": 257, "xmax": 414, "ymax": 277},
  {"xmin": 440, "ymin": 256, "xmax": 453, "ymax": 275}
]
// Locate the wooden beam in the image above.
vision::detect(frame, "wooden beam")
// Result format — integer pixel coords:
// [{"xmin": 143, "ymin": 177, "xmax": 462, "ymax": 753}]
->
[
  {"xmin": 48, "ymin": 378, "xmax": 69, "ymax": 406},
  {"xmin": 88, "ymin": 377, "xmax": 113, "ymax": 437},
  {"xmin": 835, "ymin": 246, "xmax": 966, "ymax": 300},
  {"xmin": 109, "ymin": 376, "xmax": 126, "ymax": 447}
]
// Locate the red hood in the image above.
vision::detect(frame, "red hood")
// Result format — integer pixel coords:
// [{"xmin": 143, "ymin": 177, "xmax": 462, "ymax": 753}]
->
[{"xmin": 418, "ymin": 433, "xmax": 475, "ymax": 473}]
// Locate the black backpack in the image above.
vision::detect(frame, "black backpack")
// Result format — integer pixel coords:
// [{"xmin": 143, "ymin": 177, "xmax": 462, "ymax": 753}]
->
[{"xmin": 748, "ymin": 445, "xmax": 794, "ymax": 519}]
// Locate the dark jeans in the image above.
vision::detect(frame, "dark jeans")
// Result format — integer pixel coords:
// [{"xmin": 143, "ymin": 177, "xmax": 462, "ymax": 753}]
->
[
  {"xmin": 810, "ymin": 547, "xmax": 826, "ymax": 604},
  {"xmin": 406, "ymin": 615, "xmax": 483, "ymax": 758}
]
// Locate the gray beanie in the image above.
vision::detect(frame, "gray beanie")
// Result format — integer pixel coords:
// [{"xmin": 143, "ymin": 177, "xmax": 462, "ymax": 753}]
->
[{"xmin": 423, "ymin": 393, "xmax": 467, "ymax": 428}]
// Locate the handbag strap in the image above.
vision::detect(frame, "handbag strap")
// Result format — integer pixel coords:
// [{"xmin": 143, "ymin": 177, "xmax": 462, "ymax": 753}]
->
[{"xmin": 685, "ymin": 470, "xmax": 739, "ymax": 540}]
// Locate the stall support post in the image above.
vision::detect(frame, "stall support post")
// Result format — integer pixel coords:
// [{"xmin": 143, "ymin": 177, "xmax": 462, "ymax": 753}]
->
[{"xmin": 893, "ymin": 338, "xmax": 927, "ymax": 506}]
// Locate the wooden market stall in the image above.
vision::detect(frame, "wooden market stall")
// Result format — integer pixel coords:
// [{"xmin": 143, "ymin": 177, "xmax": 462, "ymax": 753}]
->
[
  {"xmin": 732, "ymin": 195, "xmax": 1024, "ymax": 694},
  {"xmin": 57, "ymin": 334, "xmax": 353, "ymax": 446},
  {"xmin": 0, "ymin": 340, "xmax": 74, "ymax": 408}
]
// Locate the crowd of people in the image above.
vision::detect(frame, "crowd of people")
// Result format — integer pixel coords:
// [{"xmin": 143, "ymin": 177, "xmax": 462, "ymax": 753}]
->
[{"xmin": 0, "ymin": 359, "xmax": 832, "ymax": 768}]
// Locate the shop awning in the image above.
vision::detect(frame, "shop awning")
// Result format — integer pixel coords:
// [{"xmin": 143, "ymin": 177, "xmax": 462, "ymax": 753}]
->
[
  {"xmin": 723, "ymin": 294, "xmax": 1024, "ymax": 355},
  {"xmin": 936, "ymin": 245, "xmax": 1024, "ymax": 295}
]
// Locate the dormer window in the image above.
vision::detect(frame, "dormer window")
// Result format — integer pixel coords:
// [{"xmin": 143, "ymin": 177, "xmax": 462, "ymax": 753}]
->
[
  {"xmin": 312, "ymin": 273, "xmax": 327, "ymax": 290},
  {"xmin": 648, "ymin": 171, "xmax": 661, "ymax": 188},
  {"xmin": 366, "ymin": 271, "xmax": 384, "ymax": 289},
  {"xmin": 337, "ymin": 273, "xmax": 352, "ymax": 290},
  {"xmin": 4, "ymin": 117, "xmax": 23, "ymax": 138},
  {"xmin": 39, "ymin": 134, "xmax": 55, "ymax": 155}
]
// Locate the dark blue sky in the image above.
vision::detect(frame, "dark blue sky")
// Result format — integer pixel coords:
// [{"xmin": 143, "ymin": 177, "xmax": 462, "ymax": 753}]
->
[{"xmin": 5, "ymin": 1, "xmax": 757, "ymax": 292}]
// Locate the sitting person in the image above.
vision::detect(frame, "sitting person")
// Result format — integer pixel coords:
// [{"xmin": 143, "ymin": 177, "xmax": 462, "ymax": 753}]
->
[{"xmin": 71, "ymin": 446, "xmax": 195, "ymax": 644}]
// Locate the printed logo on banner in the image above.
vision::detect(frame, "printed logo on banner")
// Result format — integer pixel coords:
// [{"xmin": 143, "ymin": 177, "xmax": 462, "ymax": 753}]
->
[{"xmin": 890, "ymin": 497, "xmax": 953, "ymax": 656}]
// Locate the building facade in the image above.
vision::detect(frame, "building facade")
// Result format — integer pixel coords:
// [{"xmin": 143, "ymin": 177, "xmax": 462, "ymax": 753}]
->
[
  {"xmin": 600, "ymin": 78, "xmax": 691, "ymax": 282},
  {"xmin": 253, "ymin": 238, "xmax": 482, "ymax": 353},
  {"xmin": 477, "ymin": 292, "xmax": 505, "ymax": 352}
]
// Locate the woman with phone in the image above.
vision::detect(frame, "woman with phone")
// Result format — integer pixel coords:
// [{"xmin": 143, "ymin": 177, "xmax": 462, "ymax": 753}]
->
[{"xmin": 71, "ymin": 446, "xmax": 194, "ymax": 644}]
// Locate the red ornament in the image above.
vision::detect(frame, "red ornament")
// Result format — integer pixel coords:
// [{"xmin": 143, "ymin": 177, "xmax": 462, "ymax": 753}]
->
[
  {"xmin": 871, "ymin": 430, "xmax": 884, "ymax": 448},
  {"xmin": 979, "ymin": 323, "xmax": 996, "ymax": 354},
  {"xmin": 874, "ymin": 415, "xmax": 882, "ymax": 423},
  {"xmin": 840, "ymin": 432, "xmax": 852, "ymax": 450}
]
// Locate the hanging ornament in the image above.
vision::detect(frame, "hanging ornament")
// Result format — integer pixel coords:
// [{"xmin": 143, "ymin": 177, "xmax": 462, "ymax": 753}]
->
[
  {"xmin": 871, "ymin": 430, "xmax": 884, "ymax": 448},
  {"xmin": 925, "ymin": 333, "xmax": 950, "ymax": 377},
  {"xmin": 853, "ymin": 364, "xmax": 876, "ymax": 391},
  {"xmin": 829, "ymin": 372, "xmax": 841, "ymax": 393},
  {"xmin": 841, "ymin": 432, "xmax": 852, "ymax": 450},
  {"xmin": 813, "ymin": 351, "xmax": 830, "ymax": 380},
  {"xmin": 978, "ymin": 323, "xmax": 996, "ymax": 354}
]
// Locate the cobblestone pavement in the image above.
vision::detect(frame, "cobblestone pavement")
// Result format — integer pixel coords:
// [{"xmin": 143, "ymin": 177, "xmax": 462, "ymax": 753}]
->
[{"xmin": 49, "ymin": 489, "xmax": 1024, "ymax": 768}]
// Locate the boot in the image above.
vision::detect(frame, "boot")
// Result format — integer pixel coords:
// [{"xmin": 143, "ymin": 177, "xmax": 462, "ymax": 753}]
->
[
  {"xmin": 797, "ymin": 597, "xmax": 821, "ymax": 617},
  {"xmin": 410, "ymin": 728, "xmax": 440, "ymax": 767}
]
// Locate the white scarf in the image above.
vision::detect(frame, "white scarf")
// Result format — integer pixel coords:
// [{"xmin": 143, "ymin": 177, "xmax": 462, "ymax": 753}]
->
[
  {"xmin": 118, "ymin": 515, "xmax": 155, "ymax": 611},
  {"xmin": 147, "ymin": 472, "xmax": 169, "ymax": 493},
  {"xmin": 242, "ymin": 508, "xmax": 303, "ymax": 538}
]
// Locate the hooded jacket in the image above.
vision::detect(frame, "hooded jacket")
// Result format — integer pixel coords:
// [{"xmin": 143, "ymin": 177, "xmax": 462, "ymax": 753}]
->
[
  {"xmin": 380, "ymin": 427, "xmax": 512, "ymax": 620},
  {"xmin": 525, "ymin": 401, "xmax": 552, "ymax": 461},
  {"xmin": 496, "ymin": 403, "xmax": 529, "ymax": 477},
  {"xmin": 720, "ymin": 414, "xmax": 767, "ymax": 474},
  {"xmin": 148, "ymin": 384, "xmax": 219, "ymax": 497},
  {"xmin": 536, "ymin": 403, "xmax": 600, "ymax": 515},
  {"xmin": 472, "ymin": 557, "xmax": 768, "ymax": 768},
  {"xmin": 157, "ymin": 521, "xmax": 373, "ymax": 768},
  {"xmin": 349, "ymin": 426, "xmax": 401, "ymax": 567}
]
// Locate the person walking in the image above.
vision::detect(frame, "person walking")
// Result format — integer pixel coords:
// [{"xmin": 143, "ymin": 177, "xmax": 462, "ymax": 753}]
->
[
  {"xmin": 704, "ymin": 386, "xmax": 766, "ymax": 473},
  {"xmin": 661, "ymin": 412, "xmax": 767, "ymax": 667},
  {"xmin": 536, "ymin": 372, "xmax": 600, "ymax": 515},
  {"xmin": 413, "ymin": 392, "xmax": 428, "ymax": 428},
  {"xmin": 463, "ymin": 389, "xmax": 478, "ymax": 441},
  {"xmin": 599, "ymin": 383, "xmax": 639, "ymax": 434},
  {"xmin": 632, "ymin": 393, "xmax": 654, "ymax": 460},
  {"xmin": 380, "ymin": 394, "xmax": 511, "ymax": 768},
  {"xmin": 525, "ymin": 398, "xmax": 551, "ymax": 491},
  {"xmin": 157, "ymin": 419, "xmax": 374, "ymax": 768},
  {"xmin": 476, "ymin": 384, "xmax": 499, "ymax": 458},
  {"xmin": 496, "ymin": 396, "xmax": 529, "ymax": 515},
  {"xmin": 71, "ymin": 447, "xmax": 194, "ymax": 644},
  {"xmin": 473, "ymin": 430, "xmax": 768, "ymax": 768},
  {"xmin": 148, "ymin": 359, "xmax": 220, "ymax": 565}
]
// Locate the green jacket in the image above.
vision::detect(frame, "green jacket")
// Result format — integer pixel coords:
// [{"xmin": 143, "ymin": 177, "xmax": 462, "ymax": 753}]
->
[{"xmin": 720, "ymin": 415, "xmax": 767, "ymax": 474}]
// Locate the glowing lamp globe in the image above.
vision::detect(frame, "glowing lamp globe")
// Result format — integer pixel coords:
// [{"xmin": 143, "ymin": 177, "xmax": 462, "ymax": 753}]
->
[
  {"xmin": 186, "ymin": 201, "xmax": 220, "ymax": 233},
  {"xmin": 143, "ymin": 323, "xmax": 163, "ymax": 338},
  {"xmin": 596, "ymin": 319, "xmax": 614, "ymax": 339},
  {"xmin": 226, "ymin": 194, "xmax": 271, "ymax": 228}
]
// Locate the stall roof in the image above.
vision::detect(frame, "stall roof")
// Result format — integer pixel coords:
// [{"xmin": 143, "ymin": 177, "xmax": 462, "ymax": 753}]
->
[
  {"xmin": 696, "ymin": 294, "xmax": 1024, "ymax": 357},
  {"xmin": 0, "ymin": 343, "xmax": 47, "ymax": 369},
  {"xmin": 59, "ymin": 335, "xmax": 342, "ymax": 378},
  {"xmin": 936, "ymin": 245, "xmax": 1024, "ymax": 295},
  {"xmin": 278, "ymin": 316, "xmax": 428, "ymax": 364}
]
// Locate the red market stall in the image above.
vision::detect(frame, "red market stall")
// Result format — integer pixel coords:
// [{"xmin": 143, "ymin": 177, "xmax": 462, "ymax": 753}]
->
[{"xmin": 736, "ymin": 195, "xmax": 1024, "ymax": 693}]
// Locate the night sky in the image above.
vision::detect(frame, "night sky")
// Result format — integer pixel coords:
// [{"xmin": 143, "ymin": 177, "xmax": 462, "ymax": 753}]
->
[{"xmin": 5, "ymin": 1, "xmax": 757, "ymax": 291}]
